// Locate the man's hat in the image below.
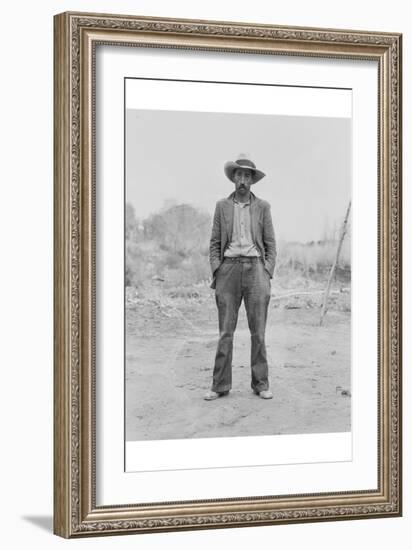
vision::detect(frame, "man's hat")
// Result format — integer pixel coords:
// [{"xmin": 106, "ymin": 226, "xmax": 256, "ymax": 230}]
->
[{"xmin": 224, "ymin": 155, "xmax": 266, "ymax": 184}]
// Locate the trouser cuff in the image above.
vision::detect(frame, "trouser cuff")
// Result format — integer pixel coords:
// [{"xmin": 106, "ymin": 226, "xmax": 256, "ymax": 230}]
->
[{"xmin": 211, "ymin": 384, "xmax": 231, "ymax": 393}]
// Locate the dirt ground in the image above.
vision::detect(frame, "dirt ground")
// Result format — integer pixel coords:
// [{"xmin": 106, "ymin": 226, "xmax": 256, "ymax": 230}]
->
[{"xmin": 125, "ymin": 279, "xmax": 351, "ymax": 441}]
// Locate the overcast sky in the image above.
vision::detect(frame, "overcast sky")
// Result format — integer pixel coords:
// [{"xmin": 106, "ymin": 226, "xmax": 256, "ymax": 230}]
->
[{"xmin": 126, "ymin": 109, "xmax": 351, "ymax": 243}]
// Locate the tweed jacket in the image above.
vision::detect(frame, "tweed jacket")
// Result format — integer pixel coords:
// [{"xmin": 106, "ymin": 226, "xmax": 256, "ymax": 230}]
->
[{"xmin": 209, "ymin": 191, "xmax": 276, "ymax": 289}]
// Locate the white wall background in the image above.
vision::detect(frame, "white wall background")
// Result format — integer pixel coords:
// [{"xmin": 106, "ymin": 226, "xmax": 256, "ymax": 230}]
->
[{"xmin": 0, "ymin": 1, "xmax": 409, "ymax": 548}]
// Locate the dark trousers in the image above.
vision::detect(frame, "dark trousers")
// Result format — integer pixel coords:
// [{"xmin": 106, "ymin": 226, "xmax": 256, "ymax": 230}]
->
[{"xmin": 212, "ymin": 257, "xmax": 271, "ymax": 393}]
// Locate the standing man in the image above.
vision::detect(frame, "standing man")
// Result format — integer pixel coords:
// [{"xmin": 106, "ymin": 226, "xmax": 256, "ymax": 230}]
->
[{"xmin": 204, "ymin": 155, "xmax": 276, "ymax": 401}]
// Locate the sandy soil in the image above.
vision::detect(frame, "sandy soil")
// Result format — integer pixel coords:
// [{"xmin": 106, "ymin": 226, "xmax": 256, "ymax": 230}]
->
[{"xmin": 125, "ymin": 284, "xmax": 351, "ymax": 441}]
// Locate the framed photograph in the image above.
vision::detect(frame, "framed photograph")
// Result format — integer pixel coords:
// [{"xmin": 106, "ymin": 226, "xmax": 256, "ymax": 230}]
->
[{"xmin": 53, "ymin": 11, "xmax": 402, "ymax": 538}]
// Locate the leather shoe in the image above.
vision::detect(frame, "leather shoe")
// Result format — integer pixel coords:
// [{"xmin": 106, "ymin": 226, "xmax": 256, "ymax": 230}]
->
[{"xmin": 204, "ymin": 390, "xmax": 229, "ymax": 401}]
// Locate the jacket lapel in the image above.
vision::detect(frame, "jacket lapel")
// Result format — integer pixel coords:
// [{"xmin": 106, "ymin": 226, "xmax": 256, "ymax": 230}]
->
[
  {"xmin": 222, "ymin": 197, "xmax": 234, "ymax": 241},
  {"xmin": 249, "ymin": 194, "xmax": 258, "ymax": 243}
]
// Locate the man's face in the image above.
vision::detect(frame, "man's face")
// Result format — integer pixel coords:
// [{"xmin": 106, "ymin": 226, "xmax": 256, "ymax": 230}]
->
[{"xmin": 233, "ymin": 168, "xmax": 253, "ymax": 195}]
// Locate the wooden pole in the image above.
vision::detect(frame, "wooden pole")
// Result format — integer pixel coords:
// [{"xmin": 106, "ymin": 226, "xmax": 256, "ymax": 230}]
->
[{"xmin": 319, "ymin": 201, "xmax": 351, "ymax": 326}]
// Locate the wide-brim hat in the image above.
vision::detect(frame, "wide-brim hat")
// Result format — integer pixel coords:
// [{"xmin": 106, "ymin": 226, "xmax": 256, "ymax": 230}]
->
[{"xmin": 224, "ymin": 156, "xmax": 266, "ymax": 184}]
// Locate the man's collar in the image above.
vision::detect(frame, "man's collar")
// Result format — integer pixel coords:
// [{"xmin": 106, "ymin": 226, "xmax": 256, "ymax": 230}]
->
[
  {"xmin": 227, "ymin": 190, "xmax": 256, "ymax": 203},
  {"xmin": 234, "ymin": 196, "xmax": 250, "ymax": 206}
]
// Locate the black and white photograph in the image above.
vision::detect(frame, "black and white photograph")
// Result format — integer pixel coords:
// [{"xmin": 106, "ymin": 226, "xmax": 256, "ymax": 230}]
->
[{"xmin": 124, "ymin": 81, "xmax": 352, "ymax": 444}]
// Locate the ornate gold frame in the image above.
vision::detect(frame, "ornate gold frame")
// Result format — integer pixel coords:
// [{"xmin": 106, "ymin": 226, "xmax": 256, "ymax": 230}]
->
[{"xmin": 53, "ymin": 11, "xmax": 402, "ymax": 538}]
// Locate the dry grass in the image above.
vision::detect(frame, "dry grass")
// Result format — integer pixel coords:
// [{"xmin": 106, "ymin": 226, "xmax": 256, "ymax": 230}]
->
[{"xmin": 276, "ymin": 239, "xmax": 350, "ymax": 279}]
